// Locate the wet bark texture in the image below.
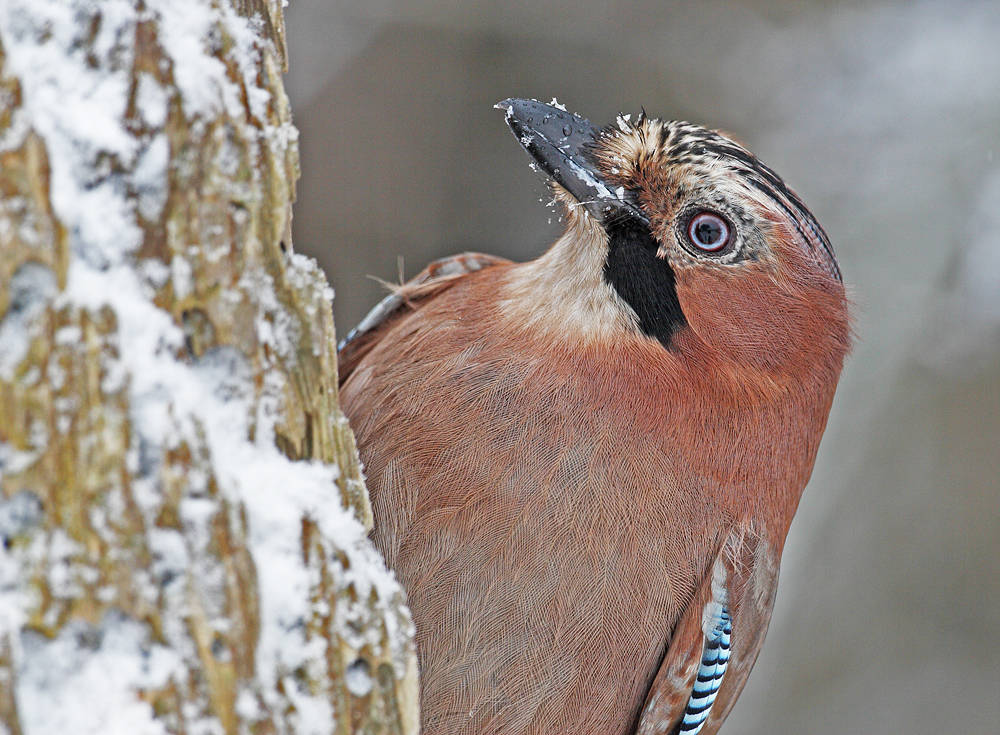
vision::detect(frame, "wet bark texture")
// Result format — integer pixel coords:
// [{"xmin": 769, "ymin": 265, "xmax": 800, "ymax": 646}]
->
[{"xmin": 0, "ymin": 1, "xmax": 417, "ymax": 732}]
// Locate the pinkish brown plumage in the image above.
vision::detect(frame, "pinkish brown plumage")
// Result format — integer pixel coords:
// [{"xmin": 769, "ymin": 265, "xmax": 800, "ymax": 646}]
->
[{"xmin": 338, "ymin": 99, "xmax": 850, "ymax": 734}]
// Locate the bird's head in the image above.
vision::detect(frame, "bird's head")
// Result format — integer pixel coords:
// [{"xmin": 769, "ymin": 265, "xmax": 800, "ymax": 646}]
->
[{"xmin": 498, "ymin": 99, "xmax": 850, "ymax": 388}]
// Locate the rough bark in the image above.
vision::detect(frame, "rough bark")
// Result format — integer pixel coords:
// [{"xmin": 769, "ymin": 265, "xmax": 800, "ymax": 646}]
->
[{"xmin": 0, "ymin": 1, "xmax": 418, "ymax": 733}]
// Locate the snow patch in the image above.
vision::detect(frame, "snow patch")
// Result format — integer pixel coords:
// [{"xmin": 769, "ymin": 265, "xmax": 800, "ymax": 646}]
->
[
  {"xmin": 0, "ymin": 262, "xmax": 57, "ymax": 379},
  {"xmin": 135, "ymin": 73, "xmax": 169, "ymax": 129},
  {"xmin": 134, "ymin": 134, "xmax": 170, "ymax": 221},
  {"xmin": 18, "ymin": 615, "xmax": 181, "ymax": 735},
  {"xmin": 344, "ymin": 659, "xmax": 374, "ymax": 697}
]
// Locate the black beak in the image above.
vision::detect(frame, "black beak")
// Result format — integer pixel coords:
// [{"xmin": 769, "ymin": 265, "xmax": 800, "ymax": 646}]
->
[{"xmin": 496, "ymin": 98, "xmax": 648, "ymax": 226}]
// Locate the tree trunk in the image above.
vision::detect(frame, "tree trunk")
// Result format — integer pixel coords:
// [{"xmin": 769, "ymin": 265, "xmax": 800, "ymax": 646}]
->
[{"xmin": 0, "ymin": 1, "xmax": 418, "ymax": 733}]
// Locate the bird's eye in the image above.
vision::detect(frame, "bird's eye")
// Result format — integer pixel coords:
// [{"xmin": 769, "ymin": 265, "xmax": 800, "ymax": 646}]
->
[{"xmin": 686, "ymin": 211, "xmax": 732, "ymax": 253}]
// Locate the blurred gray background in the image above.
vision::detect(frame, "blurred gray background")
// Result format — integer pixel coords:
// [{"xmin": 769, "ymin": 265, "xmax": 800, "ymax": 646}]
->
[{"xmin": 284, "ymin": 1, "xmax": 1000, "ymax": 733}]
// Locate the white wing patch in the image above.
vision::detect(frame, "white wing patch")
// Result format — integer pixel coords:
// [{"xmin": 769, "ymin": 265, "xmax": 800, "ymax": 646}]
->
[{"xmin": 678, "ymin": 601, "xmax": 732, "ymax": 734}]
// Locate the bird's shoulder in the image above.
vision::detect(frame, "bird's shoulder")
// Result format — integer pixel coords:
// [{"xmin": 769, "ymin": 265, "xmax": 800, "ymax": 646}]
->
[{"xmin": 337, "ymin": 251, "xmax": 513, "ymax": 382}]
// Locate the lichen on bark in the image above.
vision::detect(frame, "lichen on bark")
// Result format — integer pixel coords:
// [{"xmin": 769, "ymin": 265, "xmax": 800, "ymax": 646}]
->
[{"xmin": 0, "ymin": 1, "xmax": 416, "ymax": 733}]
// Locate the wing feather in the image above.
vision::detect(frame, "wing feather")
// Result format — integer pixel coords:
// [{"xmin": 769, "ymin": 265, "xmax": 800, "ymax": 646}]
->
[
  {"xmin": 636, "ymin": 525, "xmax": 780, "ymax": 735},
  {"xmin": 338, "ymin": 252, "xmax": 511, "ymax": 382}
]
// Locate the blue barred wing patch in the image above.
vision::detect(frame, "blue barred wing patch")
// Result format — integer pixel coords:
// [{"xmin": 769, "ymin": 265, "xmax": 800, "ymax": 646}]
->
[{"xmin": 678, "ymin": 603, "xmax": 731, "ymax": 734}]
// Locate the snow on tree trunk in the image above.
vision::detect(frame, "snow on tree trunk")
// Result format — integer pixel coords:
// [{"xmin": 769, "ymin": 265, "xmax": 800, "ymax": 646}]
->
[{"xmin": 0, "ymin": 1, "xmax": 419, "ymax": 733}]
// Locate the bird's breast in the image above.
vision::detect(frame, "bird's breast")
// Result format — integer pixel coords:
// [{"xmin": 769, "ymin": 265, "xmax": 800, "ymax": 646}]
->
[{"xmin": 341, "ymin": 273, "xmax": 741, "ymax": 733}]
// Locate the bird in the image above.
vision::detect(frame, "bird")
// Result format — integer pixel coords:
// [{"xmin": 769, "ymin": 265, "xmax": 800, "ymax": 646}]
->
[{"xmin": 337, "ymin": 98, "xmax": 850, "ymax": 735}]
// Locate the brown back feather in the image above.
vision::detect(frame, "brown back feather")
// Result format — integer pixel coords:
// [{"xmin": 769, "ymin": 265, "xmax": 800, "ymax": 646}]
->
[{"xmin": 338, "ymin": 252, "xmax": 512, "ymax": 381}]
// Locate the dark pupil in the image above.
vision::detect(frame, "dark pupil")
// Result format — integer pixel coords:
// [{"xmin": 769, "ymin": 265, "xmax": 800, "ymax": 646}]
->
[{"xmin": 695, "ymin": 220, "xmax": 722, "ymax": 245}]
